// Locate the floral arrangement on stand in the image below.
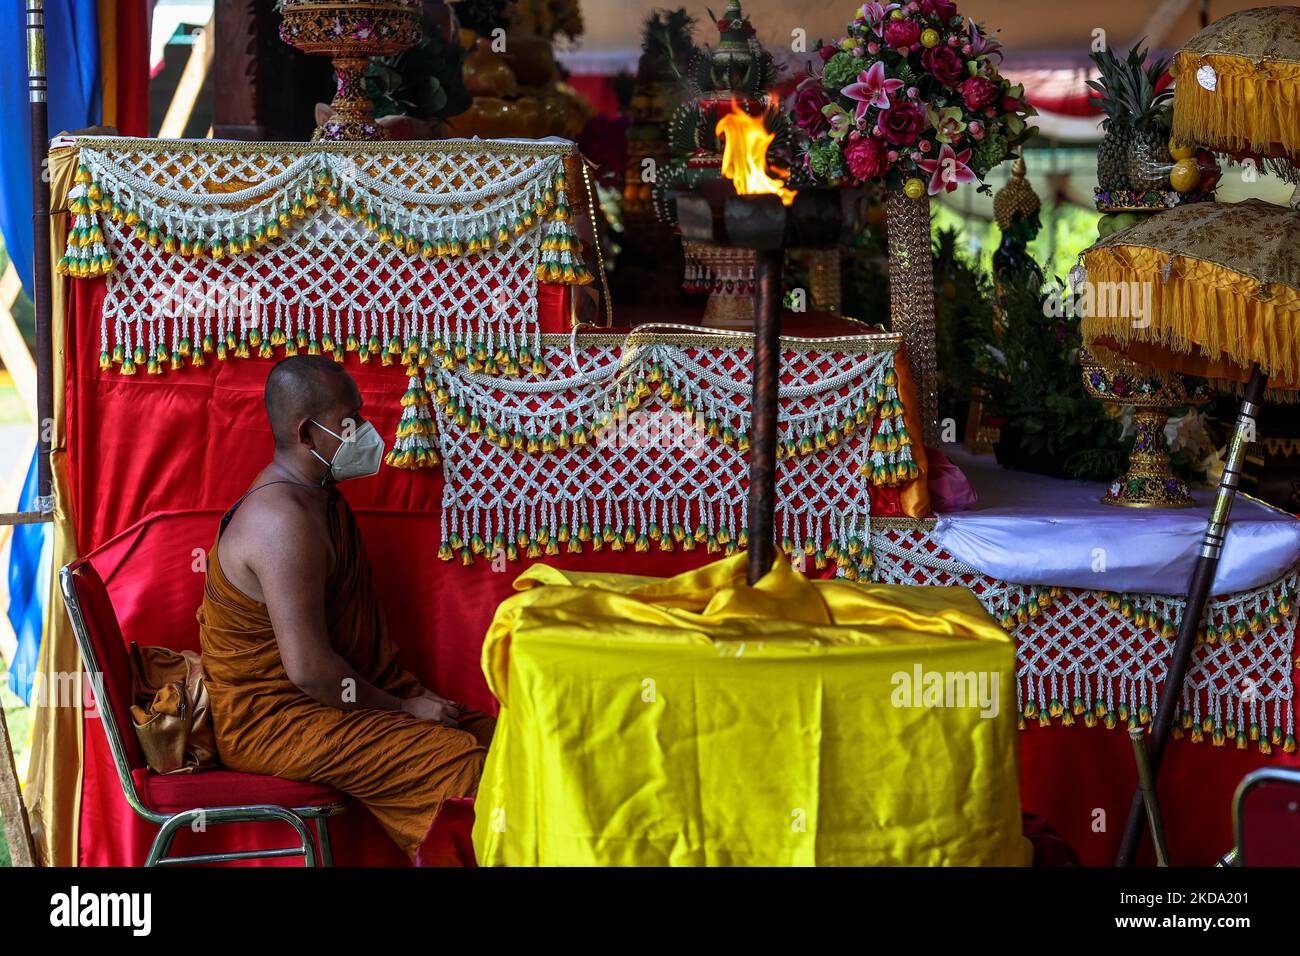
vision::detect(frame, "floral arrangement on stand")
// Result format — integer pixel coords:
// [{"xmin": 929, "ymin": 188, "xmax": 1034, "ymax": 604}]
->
[
  {"xmin": 790, "ymin": 0, "xmax": 1035, "ymax": 445},
  {"xmin": 793, "ymin": 0, "xmax": 1036, "ymax": 197}
]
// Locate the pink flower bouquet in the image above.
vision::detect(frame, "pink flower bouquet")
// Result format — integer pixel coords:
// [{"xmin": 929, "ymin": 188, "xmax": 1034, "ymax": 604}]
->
[{"xmin": 797, "ymin": 1, "xmax": 1036, "ymax": 195}]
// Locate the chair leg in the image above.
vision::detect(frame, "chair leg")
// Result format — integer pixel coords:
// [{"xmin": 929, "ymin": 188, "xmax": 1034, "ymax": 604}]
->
[
  {"xmin": 145, "ymin": 806, "xmax": 319, "ymax": 866},
  {"xmin": 268, "ymin": 807, "xmax": 317, "ymax": 867},
  {"xmin": 314, "ymin": 816, "xmax": 334, "ymax": 867},
  {"xmin": 145, "ymin": 814, "xmax": 187, "ymax": 867}
]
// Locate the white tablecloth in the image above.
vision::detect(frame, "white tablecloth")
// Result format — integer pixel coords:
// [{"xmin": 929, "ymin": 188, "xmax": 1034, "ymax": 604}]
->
[{"xmin": 933, "ymin": 448, "xmax": 1300, "ymax": 595}]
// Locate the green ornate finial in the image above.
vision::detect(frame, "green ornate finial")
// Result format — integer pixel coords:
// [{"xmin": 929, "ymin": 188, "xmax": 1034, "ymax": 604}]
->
[
  {"xmin": 715, "ymin": 1, "xmax": 752, "ymax": 49},
  {"xmin": 708, "ymin": 1, "xmax": 758, "ymax": 91}
]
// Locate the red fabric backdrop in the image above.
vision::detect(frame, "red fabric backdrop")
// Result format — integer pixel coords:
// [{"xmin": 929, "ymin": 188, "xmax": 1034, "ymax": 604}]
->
[
  {"xmin": 64, "ymin": 277, "xmax": 891, "ymax": 864},
  {"xmin": 65, "ymin": 273, "xmax": 1291, "ymax": 866},
  {"xmin": 113, "ymin": 0, "xmax": 151, "ymax": 138}
]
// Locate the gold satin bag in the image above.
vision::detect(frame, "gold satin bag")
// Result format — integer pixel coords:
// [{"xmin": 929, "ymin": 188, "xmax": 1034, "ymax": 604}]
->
[{"xmin": 128, "ymin": 642, "xmax": 218, "ymax": 774}]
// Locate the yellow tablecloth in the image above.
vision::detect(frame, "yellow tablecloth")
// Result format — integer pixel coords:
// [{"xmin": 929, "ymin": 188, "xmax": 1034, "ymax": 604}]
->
[{"xmin": 472, "ymin": 555, "xmax": 1031, "ymax": 866}]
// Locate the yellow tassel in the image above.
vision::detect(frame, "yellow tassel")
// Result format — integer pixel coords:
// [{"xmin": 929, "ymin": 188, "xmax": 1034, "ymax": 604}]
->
[
  {"xmin": 1173, "ymin": 51, "xmax": 1300, "ymax": 159},
  {"xmin": 1081, "ymin": 245, "xmax": 1300, "ymax": 388}
]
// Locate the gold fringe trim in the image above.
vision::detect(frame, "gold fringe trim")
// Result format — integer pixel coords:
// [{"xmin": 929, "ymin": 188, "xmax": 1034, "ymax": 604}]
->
[
  {"xmin": 1081, "ymin": 245, "xmax": 1300, "ymax": 387},
  {"xmin": 65, "ymin": 135, "xmax": 580, "ymax": 159},
  {"xmin": 1172, "ymin": 52, "xmax": 1300, "ymax": 156}
]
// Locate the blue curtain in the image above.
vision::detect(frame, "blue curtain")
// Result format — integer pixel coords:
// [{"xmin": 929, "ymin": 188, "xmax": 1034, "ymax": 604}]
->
[{"xmin": 7, "ymin": 451, "xmax": 51, "ymax": 705}]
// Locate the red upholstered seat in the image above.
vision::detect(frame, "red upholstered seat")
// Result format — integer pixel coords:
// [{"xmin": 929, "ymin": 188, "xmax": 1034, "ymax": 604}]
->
[
  {"xmin": 130, "ymin": 767, "xmax": 345, "ymax": 815},
  {"xmin": 64, "ymin": 554, "xmax": 347, "ymax": 867}
]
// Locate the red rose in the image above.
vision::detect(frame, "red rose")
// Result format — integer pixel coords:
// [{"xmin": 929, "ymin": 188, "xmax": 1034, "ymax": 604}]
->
[
  {"xmin": 961, "ymin": 75, "xmax": 1001, "ymax": 111},
  {"xmin": 921, "ymin": 45, "xmax": 965, "ymax": 87},
  {"xmin": 1000, "ymin": 95, "xmax": 1024, "ymax": 114},
  {"xmin": 919, "ymin": 0, "xmax": 958, "ymax": 20},
  {"xmin": 845, "ymin": 137, "xmax": 889, "ymax": 181},
  {"xmin": 794, "ymin": 81, "xmax": 832, "ymax": 136},
  {"xmin": 883, "ymin": 19, "xmax": 922, "ymax": 50},
  {"xmin": 819, "ymin": 44, "xmax": 838, "ymax": 62},
  {"xmin": 878, "ymin": 102, "xmax": 926, "ymax": 145}
]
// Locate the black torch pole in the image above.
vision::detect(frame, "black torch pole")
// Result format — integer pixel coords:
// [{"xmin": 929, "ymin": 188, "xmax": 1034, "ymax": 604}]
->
[
  {"xmin": 1116, "ymin": 364, "xmax": 1268, "ymax": 866},
  {"xmin": 28, "ymin": 0, "xmax": 54, "ymax": 508},
  {"xmin": 746, "ymin": 249, "xmax": 783, "ymax": 586}
]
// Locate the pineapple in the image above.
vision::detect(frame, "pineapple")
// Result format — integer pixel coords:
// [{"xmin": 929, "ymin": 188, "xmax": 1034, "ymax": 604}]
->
[
  {"xmin": 1087, "ymin": 44, "xmax": 1174, "ymax": 193},
  {"xmin": 1129, "ymin": 102, "xmax": 1175, "ymax": 192}
]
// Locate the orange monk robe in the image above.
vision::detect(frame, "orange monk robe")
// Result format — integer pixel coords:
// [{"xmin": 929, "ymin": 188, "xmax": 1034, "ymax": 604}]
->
[{"xmin": 198, "ymin": 490, "xmax": 493, "ymax": 859}]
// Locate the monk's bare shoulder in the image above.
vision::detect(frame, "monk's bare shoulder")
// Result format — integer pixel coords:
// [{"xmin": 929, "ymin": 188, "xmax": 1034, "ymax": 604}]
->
[{"xmin": 218, "ymin": 483, "xmax": 333, "ymax": 604}]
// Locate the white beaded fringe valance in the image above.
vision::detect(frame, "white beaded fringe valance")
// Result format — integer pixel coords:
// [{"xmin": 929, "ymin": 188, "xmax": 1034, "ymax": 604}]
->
[
  {"xmin": 871, "ymin": 526, "xmax": 1299, "ymax": 755},
  {"xmin": 57, "ymin": 137, "xmax": 591, "ymax": 376},
  {"xmin": 418, "ymin": 332, "xmax": 915, "ymax": 577}
]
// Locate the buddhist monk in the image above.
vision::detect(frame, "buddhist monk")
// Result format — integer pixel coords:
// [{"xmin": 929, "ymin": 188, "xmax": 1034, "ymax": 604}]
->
[{"xmin": 198, "ymin": 355, "xmax": 494, "ymax": 862}]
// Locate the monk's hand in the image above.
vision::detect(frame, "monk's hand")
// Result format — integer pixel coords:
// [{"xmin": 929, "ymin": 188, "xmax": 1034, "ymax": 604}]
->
[
  {"xmin": 420, "ymin": 689, "xmax": 465, "ymax": 712},
  {"xmin": 400, "ymin": 694, "xmax": 461, "ymax": 728}
]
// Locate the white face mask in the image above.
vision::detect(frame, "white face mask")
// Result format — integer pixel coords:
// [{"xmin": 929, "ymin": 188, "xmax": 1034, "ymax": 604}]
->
[{"xmin": 309, "ymin": 419, "xmax": 385, "ymax": 482}]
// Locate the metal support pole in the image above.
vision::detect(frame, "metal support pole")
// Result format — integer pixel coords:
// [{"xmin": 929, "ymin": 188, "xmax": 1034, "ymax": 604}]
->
[
  {"xmin": 27, "ymin": 0, "xmax": 54, "ymax": 510},
  {"xmin": 1127, "ymin": 725, "xmax": 1170, "ymax": 866},
  {"xmin": 746, "ymin": 249, "xmax": 782, "ymax": 586},
  {"xmin": 1116, "ymin": 364, "xmax": 1268, "ymax": 865}
]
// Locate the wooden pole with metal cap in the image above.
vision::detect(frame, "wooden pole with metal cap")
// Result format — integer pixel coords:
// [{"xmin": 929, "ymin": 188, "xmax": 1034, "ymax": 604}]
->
[
  {"xmin": 1116, "ymin": 365, "xmax": 1268, "ymax": 865},
  {"xmin": 28, "ymin": 0, "xmax": 54, "ymax": 511}
]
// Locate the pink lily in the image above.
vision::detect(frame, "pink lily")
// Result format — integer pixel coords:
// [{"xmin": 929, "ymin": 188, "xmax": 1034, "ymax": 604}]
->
[
  {"xmin": 916, "ymin": 143, "xmax": 977, "ymax": 194},
  {"xmin": 967, "ymin": 17, "xmax": 1003, "ymax": 61},
  {"xmin": 858, "ymin": 3, "xmax": 899, "ymax": 38},
  {"xmin": 842, "ymin": 62, "xmax": 904, "ymax": 121}
]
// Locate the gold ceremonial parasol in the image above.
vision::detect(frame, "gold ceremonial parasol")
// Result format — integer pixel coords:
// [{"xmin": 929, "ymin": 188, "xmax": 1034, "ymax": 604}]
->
[
  {"xmin": 1081, "ymin": 198, "xmax": 1300, "ymax": 390},
  {"xmin": 1172, "ymin": 5, "xmax": 1300, "ymax": 182}
]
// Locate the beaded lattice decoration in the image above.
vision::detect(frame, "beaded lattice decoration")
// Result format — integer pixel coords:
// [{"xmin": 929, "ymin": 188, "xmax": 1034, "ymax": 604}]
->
[
  {"xmin": 872, "ymin": 526, "xmax": 1299, "ymax": 754},
  {"xmin": 59, "ymin": 137, "xmax": 591, "ymax": 377},
  {"xmin": 424, "ymin": 330, "xmax": 917, "ymax": 577}
]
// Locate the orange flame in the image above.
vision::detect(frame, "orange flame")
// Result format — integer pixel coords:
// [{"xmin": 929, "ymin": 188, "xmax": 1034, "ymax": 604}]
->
[{"xmin": 716, "ymin": 110, "xmax": 797, "ymax": 206}]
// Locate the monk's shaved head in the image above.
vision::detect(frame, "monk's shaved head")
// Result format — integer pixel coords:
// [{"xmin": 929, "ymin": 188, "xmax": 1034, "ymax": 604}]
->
[{"xmin": 264, "ymin": 356, "xmax": 358, "ymax": 450}]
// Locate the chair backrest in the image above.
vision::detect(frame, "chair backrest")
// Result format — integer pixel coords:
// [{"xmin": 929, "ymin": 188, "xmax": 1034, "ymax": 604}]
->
[
  {"xmin": 1235, "ymin": 768, "xmax": 1300, "ymax": 866},
  {"xmin": 59, "ymin": 559, "xmax": 147, "ymax": 787}
]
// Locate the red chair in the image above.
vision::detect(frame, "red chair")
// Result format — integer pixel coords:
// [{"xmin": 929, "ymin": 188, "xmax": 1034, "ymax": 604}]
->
[
  {"xmin": 1233, "ymin": 768, "xmax": 1300, "ymax": 866},
  {"xmin": 60, "ymin": 559, "xmax": 348, "ymax": 866}
]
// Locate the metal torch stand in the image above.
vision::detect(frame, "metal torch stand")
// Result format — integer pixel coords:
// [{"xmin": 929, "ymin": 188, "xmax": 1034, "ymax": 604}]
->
[
  {"xmin": 746, "ymin": 250, "xmax": 783, "ymax": 585},
  {"xmin": 672, "ymin": 185, "xmax": 863, "ymax": 588}
]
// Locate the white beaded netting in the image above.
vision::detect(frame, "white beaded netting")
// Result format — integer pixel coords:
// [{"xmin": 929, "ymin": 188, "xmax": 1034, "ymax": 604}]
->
[
  {"xmin": 65, "ymin": 139, "xmax": 585, "ymax": 371},
  {"xmin": 428, "ymin": 335, "xmax": 917, "ymax": 576},
  {"xmin": 871, "ymin": 526, "xmax": 1299, "ymax": 753}
]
